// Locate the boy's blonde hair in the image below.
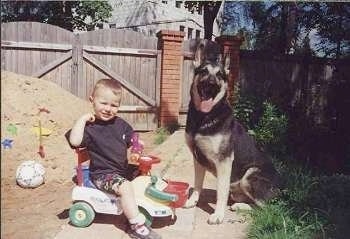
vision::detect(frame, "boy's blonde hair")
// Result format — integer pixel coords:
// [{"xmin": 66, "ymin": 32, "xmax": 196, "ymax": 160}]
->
[{"xmin": 92, "ymin": 78, "xmax": 122, "ymax": 97}]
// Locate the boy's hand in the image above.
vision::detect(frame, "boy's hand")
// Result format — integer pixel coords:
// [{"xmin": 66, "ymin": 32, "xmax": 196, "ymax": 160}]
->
[{"xmin": 69, "ymin": 113, "xmax": 95, "ymax": 147}]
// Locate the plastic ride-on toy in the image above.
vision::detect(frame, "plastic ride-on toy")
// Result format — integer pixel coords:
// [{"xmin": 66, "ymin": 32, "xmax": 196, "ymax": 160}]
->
[{"xmin": 69, "ymin": 148, "xmax": 189, "ymax": 228}]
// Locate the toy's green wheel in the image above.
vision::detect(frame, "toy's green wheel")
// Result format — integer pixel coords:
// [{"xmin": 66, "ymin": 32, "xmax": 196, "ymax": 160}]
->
[
  {"xmin": 138, "ymin": 206, "xmax": 153, "ymax": 227},
  {"xmin": 69, "ymin": 202, "xmax": 95, "ymax": 227}
]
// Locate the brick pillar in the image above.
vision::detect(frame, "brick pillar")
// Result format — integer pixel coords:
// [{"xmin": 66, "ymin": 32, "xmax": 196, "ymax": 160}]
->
[
  {"xmin": 157, "ymin": 30, "xmax": 185, "ymax": 127},
  {"xmin": 215, "ymin": 35, "xmax": 244, "ymax": 104}
]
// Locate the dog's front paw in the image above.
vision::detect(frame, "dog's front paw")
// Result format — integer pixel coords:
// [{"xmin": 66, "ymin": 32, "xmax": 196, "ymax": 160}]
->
[
  {"xmin": 183, "ymin": 192, "xmax": 199, "ymax": 208},
  {"xmin": 207, "ymin": 212, "xmax": 224, "ymax": 224}
]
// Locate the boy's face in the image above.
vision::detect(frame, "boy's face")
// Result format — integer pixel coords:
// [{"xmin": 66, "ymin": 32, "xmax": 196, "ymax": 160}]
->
[{"xmin": 89, "ymin": 86, "xmax": 121, "ymax": 121}]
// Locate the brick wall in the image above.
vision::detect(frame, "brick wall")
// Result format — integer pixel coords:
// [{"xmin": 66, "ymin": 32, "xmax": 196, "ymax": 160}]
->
[
  {"xmin": 157, "ymin": 31, "xmax": 243, "ymax": 128},
  {"xmin": 157, "ymin": 30, "xmax": 185, "ymax": 127}
]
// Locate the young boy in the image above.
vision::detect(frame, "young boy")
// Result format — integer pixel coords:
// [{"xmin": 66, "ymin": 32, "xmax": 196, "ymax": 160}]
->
[{"xmin": 65, "ymin": 79, "xmax": 161, "ymax": 239}]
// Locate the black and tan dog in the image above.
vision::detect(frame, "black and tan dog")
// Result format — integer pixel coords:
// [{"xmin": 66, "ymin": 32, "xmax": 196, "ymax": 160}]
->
[{"xmin": 184, "ymin": 40, "xmax": 280, "ymax": 224}]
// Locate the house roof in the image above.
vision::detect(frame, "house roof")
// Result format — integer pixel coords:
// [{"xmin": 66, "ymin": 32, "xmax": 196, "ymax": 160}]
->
[{"xmin": 109, "ymin": 0, "xmax": 203, "ymax": 28}]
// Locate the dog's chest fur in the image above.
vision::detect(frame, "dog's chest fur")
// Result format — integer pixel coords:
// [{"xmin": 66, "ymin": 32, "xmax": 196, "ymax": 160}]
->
[
  {"xmin": 194, "ymin": 133, "xmax": 230, "ymax": 160},
  {"xmin": 186, "ymin": 100, "xmax": 235, "ymax": 172}
]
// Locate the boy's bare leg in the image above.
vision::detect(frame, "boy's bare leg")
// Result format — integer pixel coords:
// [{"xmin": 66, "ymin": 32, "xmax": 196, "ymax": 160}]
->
[
  {"xmin": 116, "ymin": 180, "xmax": 140, "ymax": 220},
  {"xmin": 117, "ymin": 180, "xmax": 161, "ymax": 238}
]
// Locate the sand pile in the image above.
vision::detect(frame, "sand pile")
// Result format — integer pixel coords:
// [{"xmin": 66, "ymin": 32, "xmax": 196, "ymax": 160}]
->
[
  {"xmin": 1, "ymin": 71, "xmax": 91, "ymax": 184},
  {"xmin": 1, "ymin": 71, "xmax": 160, "ymax": 239}
]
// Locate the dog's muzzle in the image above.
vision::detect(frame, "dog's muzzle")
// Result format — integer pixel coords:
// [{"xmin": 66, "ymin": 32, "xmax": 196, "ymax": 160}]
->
[{"xmin": 197, "ymin": 77, "xmax": 220, "ymax": 101}]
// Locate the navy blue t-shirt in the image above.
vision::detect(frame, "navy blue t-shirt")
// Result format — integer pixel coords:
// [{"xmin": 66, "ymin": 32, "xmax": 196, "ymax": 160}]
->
[{"xmin": 65, "ymin": 117, "xmax": 133, "ymax": 178}]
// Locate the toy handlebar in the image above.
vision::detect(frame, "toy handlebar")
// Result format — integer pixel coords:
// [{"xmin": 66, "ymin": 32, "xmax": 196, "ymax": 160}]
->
[
  {"xmin": 131, "ymin": 132, "xmax": 144, "ymax": 154},
  {"xmin": 138, "ymin": 155, "xmax": 161, "ymax": 175},
  {"xmin": 129, "ymin": 132, "xmax": 145, "ymax": 164},
  {"xmin": 145, "ymin": 176, "xmax": 178, "ymax": 202}
]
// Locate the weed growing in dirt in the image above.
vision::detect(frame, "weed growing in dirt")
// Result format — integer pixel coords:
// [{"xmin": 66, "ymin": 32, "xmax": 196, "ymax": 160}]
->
[{"xmin": 154, "ymin": 127, "xmax": 170, "ymax": 145}]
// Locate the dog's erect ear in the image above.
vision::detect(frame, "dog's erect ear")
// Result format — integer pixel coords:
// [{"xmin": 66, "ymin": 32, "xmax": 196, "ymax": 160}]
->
[
  {"xmin": 223, "ymin": 53, "xmax": 230, "ymax": 75},
  {"xmin": 193, "ymin": 39, "xmax": 207, "ymax": 68}
]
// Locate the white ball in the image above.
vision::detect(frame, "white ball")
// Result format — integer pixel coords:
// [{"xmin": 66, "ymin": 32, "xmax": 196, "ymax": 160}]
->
[{"xmin": 16, "ymin": 160, "xmax": 45, "ymax": 188}]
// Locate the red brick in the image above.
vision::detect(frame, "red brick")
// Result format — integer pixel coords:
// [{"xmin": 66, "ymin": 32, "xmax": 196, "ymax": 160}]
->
[{"xmin": 162, "ymin": 50, "xmax": 182, "ymax": 56}]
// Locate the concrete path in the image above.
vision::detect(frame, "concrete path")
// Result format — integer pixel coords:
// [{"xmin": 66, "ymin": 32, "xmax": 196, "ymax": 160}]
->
[{"xmin": 54, "ymin": 130, "xmax": 248, "ymax": 239}]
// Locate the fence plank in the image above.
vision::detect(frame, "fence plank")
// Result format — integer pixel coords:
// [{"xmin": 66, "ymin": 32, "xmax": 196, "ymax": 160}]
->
[
  {"xmin": 83, "ymin": 45, "xmax": 159, "ymax": 56},
  {"xmin": 82, "ymin": 51, "xmax": 156, "ymax": 106},
  {"xmin": 32, "ymin": 51, "xmax": 72, "ymax": 78},
  {"xmin": 1, "ymin": 40, "xmax": 72, "ymax": 51}
]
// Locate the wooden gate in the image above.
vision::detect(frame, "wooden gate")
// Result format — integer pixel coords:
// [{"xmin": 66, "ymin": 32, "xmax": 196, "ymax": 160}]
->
[{"xmin": 1, "ymin": 22, "xmax": 159, "ymax": 130}]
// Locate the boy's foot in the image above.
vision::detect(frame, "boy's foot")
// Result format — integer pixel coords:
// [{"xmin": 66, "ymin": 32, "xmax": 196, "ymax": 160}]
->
[{"xmin": 128, "ymin": 224, "xmax": 161, "ymax": 239}]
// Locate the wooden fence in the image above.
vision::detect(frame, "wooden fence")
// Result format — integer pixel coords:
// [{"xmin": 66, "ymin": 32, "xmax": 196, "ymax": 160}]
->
[
  {"xmin": 2, "ymin": 22, "xmax": 349, "ymax": 167},
  {"xmin": 1, "ymin": 22, "xmax": 161, "ymax": 130},
  {"xmin": 2, "ymin": 22, "xmax": 247, "ymax": 130},
  {"xmin": 239, "ymin": 50, "xmax": 350, "ymax": 171}
]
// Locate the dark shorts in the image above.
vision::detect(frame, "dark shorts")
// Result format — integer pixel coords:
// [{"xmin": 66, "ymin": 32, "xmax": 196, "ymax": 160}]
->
[{"xmin": 92, "ymin": 173, "xmax": 127, "ymax": 194}]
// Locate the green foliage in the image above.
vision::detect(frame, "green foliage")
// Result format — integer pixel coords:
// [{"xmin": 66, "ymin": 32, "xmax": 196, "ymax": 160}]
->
[
  {"xmin": 250, "ymin": 203, "xmax": 326, "ymax": 239},
  {"xmin": 223, "ymin": 2, "xmax": 350, "ymax": 58},
  {"xmin": 232, "ymin": 83, "xmax": 288, "ymax": 156},
  {"xmin": 253, "ymin": 102, "xmax": 288, "ymax": 155},
  {"xmin": 232, "ymin": 81, "xmax": 258, "ymax": 129},
  {"xmin": 0, "ymin": 1, "xmax": 112, "ymax": 31},
  {"xmin": 248, "ymin": 162, "xmax": 328, "ymax": 239},
  {"xmin": 280, "ymin": 166, "xmax": 315, "ymax": 205},
  {"xmin": 306, "ymin": 174, "xmax": 350, "ymax": 238},
  {"xmin": 233, "ymin": 95, "xmax": 256, "ymax": 129},
  {"xmin": 154, "ymin": 127, "xmax": 170, "ymax": 145},
  {"xmin": 233, "ymin": 80, "xmax": 349, "ymax": 239},
  {"xmin": 299, "ymin": 2, "xmax": 350, "ymax": 58},
  {"xmin": 73, "ymin": 1, "xmax": 113, "ymax": 31},
  {"xmin": 248, "ymin": 202, "xmax": 323, "ymax": 239},
  {"xmin": 249, "ymin": 155, "xmax": 350, "ymax": 239}
]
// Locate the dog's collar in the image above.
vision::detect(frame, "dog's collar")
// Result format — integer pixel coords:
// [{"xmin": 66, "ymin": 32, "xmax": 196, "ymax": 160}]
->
[
  {"xmin": 199, "ymin": 118, "xmax": 220, "ymax": 131},
  {"xmin": 198, "ymin": 102, "xmax": 232, "ymax": 132}
]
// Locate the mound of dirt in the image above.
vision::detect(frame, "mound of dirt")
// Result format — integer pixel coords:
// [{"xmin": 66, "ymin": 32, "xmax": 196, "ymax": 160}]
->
[
  {"xmin": 1, "ymin": 71, "xmax": 91, "ymax": 184},
  {"xmin": 1, "ymin": 71, "xmax": 159, "ymax": 239},
  {"xmin": 0, "ymin": 71, "xmax": 93, "ymax": 238}
]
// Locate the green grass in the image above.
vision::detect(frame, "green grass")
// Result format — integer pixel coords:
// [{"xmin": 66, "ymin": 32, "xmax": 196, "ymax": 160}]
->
[{"xmin": 247, "ymin": 159, "xmax": 350, "ymax": 239}]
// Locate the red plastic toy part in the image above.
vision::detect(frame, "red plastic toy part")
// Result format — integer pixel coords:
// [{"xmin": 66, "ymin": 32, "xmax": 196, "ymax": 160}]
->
[
  {"xmin": 75, "ymin": 148, "xmax": 90, "ymax": 186},
  {"xmin": 164, "ymin": 181, "xmax": 189, "ymax": 208},
  {"xmin": 138, "ymin": 155, "xmax": 161, "ymax": 175}
]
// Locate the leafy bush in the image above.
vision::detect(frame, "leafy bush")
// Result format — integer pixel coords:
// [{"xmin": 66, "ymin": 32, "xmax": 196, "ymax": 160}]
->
[
  {"xmin": 233, "ymin": 95, "xmax": 256, "ymax": 129},
  {"xmin": 233, "ymin": 95, "xmax": 288, "ymax": 156},
  {"xmin": 252, "ymin": 101, "xmax": 288, "ymax": 156},
  {"xmin": 232, "ymin": 81, "xmax": 258, "ymax": 129}
]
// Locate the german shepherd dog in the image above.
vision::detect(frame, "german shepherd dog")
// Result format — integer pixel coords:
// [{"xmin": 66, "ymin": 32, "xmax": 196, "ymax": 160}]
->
[{"xmin": 184, "ymin": 40, "xmax": 280, "ymax": 224}]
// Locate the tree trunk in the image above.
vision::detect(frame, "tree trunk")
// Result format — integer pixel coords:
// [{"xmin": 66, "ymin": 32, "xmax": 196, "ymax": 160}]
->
[{"xmin": 203, "ymin": 2, "xmax": 222, "ymax": 39}]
